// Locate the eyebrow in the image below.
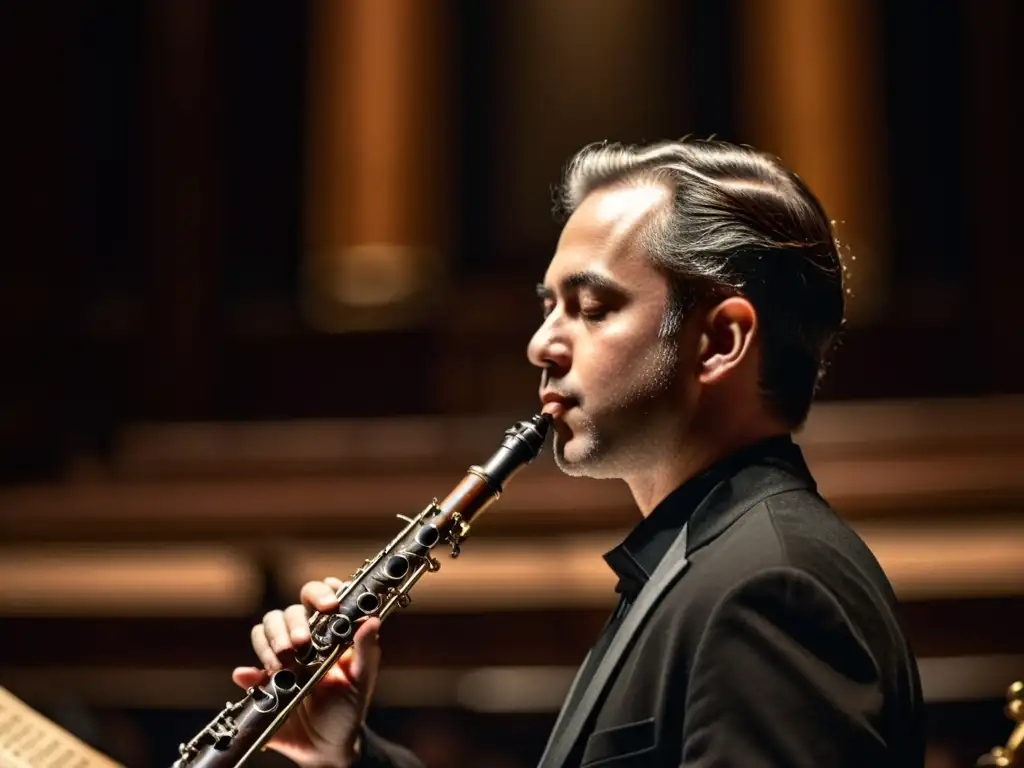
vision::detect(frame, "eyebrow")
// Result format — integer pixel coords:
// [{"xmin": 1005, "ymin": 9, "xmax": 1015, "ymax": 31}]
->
[{"xmin": 535, "ymin": 271, "xmax": 624, "ymax": 300}]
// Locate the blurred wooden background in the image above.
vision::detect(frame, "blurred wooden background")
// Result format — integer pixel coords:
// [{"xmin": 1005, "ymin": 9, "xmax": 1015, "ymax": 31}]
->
[{"xmin": 1, "ymin": 1, "xmax": 1020, "ymax": 766}]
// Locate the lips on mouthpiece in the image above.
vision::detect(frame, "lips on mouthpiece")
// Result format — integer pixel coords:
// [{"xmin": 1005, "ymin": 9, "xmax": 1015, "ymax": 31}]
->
[{"xmin": 541, "ymin": 401, "xmax": 568, "ymax": 418}]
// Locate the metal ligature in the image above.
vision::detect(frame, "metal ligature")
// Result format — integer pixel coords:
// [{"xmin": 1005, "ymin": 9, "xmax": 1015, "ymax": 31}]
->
[{"xmin": 172, "ymin": 413, "xmax": 552, "ymax": 768}]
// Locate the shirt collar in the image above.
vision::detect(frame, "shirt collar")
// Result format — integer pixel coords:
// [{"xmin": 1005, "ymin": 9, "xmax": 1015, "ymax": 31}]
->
[{"xmin": 602, "ymin": 433, "xmax": 800, "ymax": 600}]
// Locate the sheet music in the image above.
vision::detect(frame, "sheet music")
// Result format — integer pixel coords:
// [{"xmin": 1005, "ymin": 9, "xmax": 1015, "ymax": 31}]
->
[{"xmin": 0, "ymin": 687, "xmax": 123, "ymax": 768}]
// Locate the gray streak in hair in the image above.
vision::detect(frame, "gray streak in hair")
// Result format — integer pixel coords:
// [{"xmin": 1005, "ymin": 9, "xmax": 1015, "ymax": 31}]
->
[{"xmin": 557, "ymin": 139, "xmax": 847, "ymax": 428}]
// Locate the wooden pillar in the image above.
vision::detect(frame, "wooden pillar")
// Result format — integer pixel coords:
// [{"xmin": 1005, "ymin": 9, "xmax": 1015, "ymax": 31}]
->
[
  {"xmin": 144, "ymin": 0, "xmax": 222, "ymax": 419},
  {"xmin": 429, "ymin": 0, "xmax": 670, "ymax": 414},
  {"xmin": 736, "ymin": 0, "xmax": 888, "ymax": 324},
  {"xmin": 303, "ymin": 0, "xmax": 451, "ymax": 332},
  {"xmin": 493, "ymin": 0, "xmax": 667, "ymax": 258},
  {"xmin": 0, "ymin": 4, "xmax": 82, "ymax": 477},
  {"xmin": 964, "ymin": 0, "xmax": 1021, "ymax": 392}
]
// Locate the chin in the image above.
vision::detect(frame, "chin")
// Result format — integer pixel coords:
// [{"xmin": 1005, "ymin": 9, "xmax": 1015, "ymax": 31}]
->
[
  {"xmin": 554, "ymin": 453, "xmax": 590, "ymax": 477},
  {"xmin": 553, "ymin": 435, "xmax": 582, "ymax": 473},
  {"xmin": 553, "ymin": 434, "xmax": 606, "ymax": 478}
]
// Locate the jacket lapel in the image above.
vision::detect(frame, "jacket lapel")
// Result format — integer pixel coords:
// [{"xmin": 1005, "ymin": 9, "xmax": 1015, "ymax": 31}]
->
[
  {"xmin": 536, "ymin": 524, "xmax": 690, "ymax": 768},
  {"xmin": 540, "ymin": 648, "xmax": 592, "ymax": 755}
]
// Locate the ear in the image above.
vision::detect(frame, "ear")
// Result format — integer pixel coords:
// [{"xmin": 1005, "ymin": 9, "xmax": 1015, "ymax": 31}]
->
[{"xmin": 697, "ymin": 296, "xmax": 758, "ymax": 385}]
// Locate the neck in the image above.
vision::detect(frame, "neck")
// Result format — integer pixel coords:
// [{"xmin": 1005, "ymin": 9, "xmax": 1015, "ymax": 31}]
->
[{"xmin": 624, "ymin": 410, "xmax": 789, "ymax": 517}]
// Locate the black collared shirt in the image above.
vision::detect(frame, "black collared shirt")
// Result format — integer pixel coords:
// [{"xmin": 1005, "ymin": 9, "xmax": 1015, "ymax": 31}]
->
[
  {"xmin": 562, "ymin": 434, "xmax": 799, "ymax": 720},
  {"xmin": 603, "ymin": 433, "xmax": 798, "ymax": 602}
]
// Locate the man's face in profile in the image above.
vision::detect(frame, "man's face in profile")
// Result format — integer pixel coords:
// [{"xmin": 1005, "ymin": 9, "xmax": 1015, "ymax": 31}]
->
[{"xmin": 528, "ymin": 184, "xmax": 699, "ymax": 479}]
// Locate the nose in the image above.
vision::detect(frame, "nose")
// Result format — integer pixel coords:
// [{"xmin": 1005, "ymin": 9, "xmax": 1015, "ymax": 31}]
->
[{"xmin": 527, "ymin": 316, "xmax": 571, "ymax": 374}]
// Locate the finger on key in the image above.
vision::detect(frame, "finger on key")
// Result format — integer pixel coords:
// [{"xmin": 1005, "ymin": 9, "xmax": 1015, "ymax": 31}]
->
[
  {"xmin": 263, "ymin": 609, "xmax": 294, "ymax": 660},
  {"xmin": 251, "ymin": 621, "xmax": 280, "ymax": 672},
  {"xmin": 324, "ymin": 577, "xmax": 349, "ymax": 593},
  {"xmin": 300, "ymin": 579, "xmax": 345, "ymax": 613},
  {"xmin": 284, "ymin": 603, "xmax": 311, "ymax": 647},
  {"xmin": 323, "ymin": 578, "xmax": 351, "ymax": 615}
]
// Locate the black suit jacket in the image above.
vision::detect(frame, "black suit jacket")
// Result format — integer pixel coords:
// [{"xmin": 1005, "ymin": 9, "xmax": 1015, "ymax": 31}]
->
[{"xmin": 359, "ymin": 439, "xmax": 927, "ymax": 767}]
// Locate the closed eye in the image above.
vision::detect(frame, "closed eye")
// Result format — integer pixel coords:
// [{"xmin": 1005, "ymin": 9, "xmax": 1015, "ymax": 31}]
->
[{"xmin": 536, "ymin": 274, "xmax": 626, "ymax": 323}]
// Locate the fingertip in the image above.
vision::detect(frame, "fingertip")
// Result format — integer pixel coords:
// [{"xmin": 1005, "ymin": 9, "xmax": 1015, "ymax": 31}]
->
[
  {"xmin": 347, "ymin": 619, "xmax": 382, "ymax": 684},
  {"xmin": 363, "ymin": 617, "xmax": 381, "ymax": 635},
  {"xmin": 314, "ymin": 597, "xmax": 339, "ymax": 613},
  {"xmin": 324, "ymin": 577, "xmax": 347, "ymax": 591},
  {"xmin": 301, "ymin": 580, "xmax": 342, "ymax": 613},
  {"xmin": 231, "ymin": 667, "xmax": 265, "ymax": 687},
  {"xmin": 355, "ymin": 617, "xmax": 381, "ymax": 646}
]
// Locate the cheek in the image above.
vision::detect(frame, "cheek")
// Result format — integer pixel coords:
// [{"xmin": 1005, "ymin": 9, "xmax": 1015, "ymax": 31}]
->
[{"xmin": 578, "ymin": 321, "xmax": 666, "ymax": 393}]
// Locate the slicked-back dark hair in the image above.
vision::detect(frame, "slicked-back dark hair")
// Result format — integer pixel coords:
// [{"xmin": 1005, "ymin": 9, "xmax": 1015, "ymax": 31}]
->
[{"xmin": 558, "ymin": 139, "xmax": 846, "ymax": 428}]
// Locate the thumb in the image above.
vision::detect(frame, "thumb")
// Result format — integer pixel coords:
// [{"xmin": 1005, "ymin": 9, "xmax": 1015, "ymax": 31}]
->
[{"xmin": 347, "ymin": 618, "xmax": 382, "ymax": 692}]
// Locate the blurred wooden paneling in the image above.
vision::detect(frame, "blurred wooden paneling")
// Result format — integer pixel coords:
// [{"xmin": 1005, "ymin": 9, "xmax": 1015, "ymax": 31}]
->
[
  {"xmin": 0, "ymin": 546, "xmax": 260, "ymax": 617},
  {"xmin": 1, "ymin": 518, "xmax": 1022, "ymax": 618},
  {"xmin": 4, "ymin": 654, "xmax": 1022, "ymax": 712},
  {"xmin": 2, "ymin": 396, "xmax": 1022, "ymax": 712},
  {"xmin": 5, "ymin": 597, "xmax": 1024, "ymax": 673},
  {"xmin": 2, "ymin": 397, "xmax": 1021, "ymax": 543}
]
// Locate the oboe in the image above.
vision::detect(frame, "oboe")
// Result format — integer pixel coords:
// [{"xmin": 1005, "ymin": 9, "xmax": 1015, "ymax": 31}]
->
[{"xmin": 172, "ymin": 413, "xmax": 552, "ymax": 768}]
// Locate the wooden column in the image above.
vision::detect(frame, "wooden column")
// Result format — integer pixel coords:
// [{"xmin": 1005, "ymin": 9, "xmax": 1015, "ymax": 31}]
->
[
  {"xmin": 144, "ymin": 0, "xmax": 222, "ymax": 419},
  {"xmin": 964, "ymin": 0, "xmax": 1021, "ymax": 392},
  {"xmin": 0, "ymin": 4, "xmax": 82, "ymax": 477},
  {"xmin": 431, "ymin": 0, "xmax": 671, "ymax": 413},
  {"xmin": 303, "ymin": 0, "xmax": 451, "ymax": 332},
  {"xmin": 736, "ymin": 0, "xmax": 888, "ymax": 324},
  {"xmin": 493, "ymin": 0, "xmax": 667, "ymax": 257}
]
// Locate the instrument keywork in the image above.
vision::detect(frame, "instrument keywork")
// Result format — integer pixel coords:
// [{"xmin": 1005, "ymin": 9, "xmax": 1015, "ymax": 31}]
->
[{"xmin": 172, "ymin": 414, "xmax": 551, "ymax": 768}]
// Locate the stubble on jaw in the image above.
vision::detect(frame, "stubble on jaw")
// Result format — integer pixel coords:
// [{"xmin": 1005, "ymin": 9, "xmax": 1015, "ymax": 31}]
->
[{"xmin": 553, "ymin": 333, "xmax": 680, "ymax": 478}]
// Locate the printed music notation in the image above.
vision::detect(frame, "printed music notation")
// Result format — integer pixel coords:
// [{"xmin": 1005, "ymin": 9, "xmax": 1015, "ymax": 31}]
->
[{"xmin": 0, "ymin": 687, "xmax": 123, "ymax": 768}]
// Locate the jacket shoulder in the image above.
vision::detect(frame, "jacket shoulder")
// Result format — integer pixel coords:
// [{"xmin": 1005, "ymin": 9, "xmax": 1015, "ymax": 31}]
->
[
  {"xmin": 695, "ymin": 487, "xmax": 892, "ymax": 594},
  {"xmin": 657, "ymin": 487, "xmax": 904, "ymax": 644}
]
